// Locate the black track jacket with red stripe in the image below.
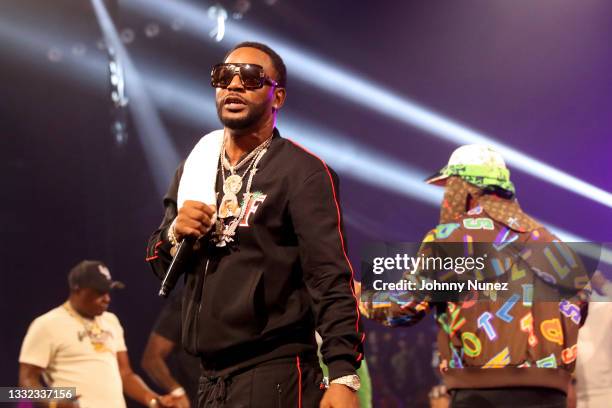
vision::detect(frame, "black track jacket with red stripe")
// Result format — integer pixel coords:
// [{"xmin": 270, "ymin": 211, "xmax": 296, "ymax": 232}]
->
[{"xmin": 146, "ymin": 129, "xmax": 363, "ymax": 380}]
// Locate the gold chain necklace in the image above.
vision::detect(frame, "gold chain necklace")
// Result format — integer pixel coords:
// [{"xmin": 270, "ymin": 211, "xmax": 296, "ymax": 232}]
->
[
  {"xmin": 218, "ymin": 135, "xmax": 272, "ymax": 220},
  {"xmin": 63, "ymin": 302, "xmax": 111, "ymax": 352},
  {"xmin": 214, "ymin": 135, "xmax": 272, "ymax": 247}
]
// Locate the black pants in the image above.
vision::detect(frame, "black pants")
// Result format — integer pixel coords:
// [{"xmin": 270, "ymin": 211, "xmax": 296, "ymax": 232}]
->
[
  {"xmin": 450, "ymin": 387, "xmax": 567, "ymax": 408},
  {"xmin": 197, "ymin": 357, "xmax": 324, "ymax": 408}
]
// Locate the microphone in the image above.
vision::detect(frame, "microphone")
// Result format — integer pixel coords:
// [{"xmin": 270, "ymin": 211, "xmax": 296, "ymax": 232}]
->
[
  {"xmin": 158, "ymin": 235, "xmax": 196, "ymax": 298},
  {"xmin": 158, "ymin": 207, "xmax": 216, "ymax": 298}
]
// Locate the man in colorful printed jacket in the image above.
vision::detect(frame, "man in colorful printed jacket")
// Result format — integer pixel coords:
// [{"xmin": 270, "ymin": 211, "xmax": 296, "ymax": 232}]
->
[{"xmin": 363, "ymin": 144, "xmax": 589, "ymax": 408}]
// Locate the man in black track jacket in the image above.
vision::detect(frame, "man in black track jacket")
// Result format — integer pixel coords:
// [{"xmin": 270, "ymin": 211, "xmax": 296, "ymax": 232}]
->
[{"xmin": 146, "ymin": 42, "xmax": 363, "ymax": 408}]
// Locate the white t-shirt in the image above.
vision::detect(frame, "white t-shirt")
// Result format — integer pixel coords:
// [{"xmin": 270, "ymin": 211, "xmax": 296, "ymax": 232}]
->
[
  {"xmin": 576, "ymin": 284, "xmax": 612, "ymax": 407},
  {"xmin": 19, "ymin": 305, "xmax": 128, "ymax": 408}
]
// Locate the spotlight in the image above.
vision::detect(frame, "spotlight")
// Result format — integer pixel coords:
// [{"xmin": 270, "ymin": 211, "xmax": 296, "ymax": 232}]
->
[
  {"xmin": 71, "ymin": 43, "xmax": 87, "ymax": 56},
  {"xmin": 144, "ymin": 22, "xmax": 160, "ymax": 38},
  {"xmin": 170, "ymin": 18, "xmax": 184, "ymax": 31},
  {"xmin": 91, "ymin": 0, "xmax": 180, "ymax": 195},
  {"xmin": 96, "ymin": 38, "xmax": 107, "ymax": 50},
  {"xmin": 111, "ymin": 117, "xmax": 128, "ymax": 145},
  {"xmin": 108, "ymin": 53, "xmax": 128, "ymax": 107},
  {"xmin": 47, "ymin": 47, "xmax": 63, "ymax": 62},
  {"xmin": 106, "ymin": 46, "xmax": 129, "ymax": 145},
  {"xmin": 120, "ymin": 28, "xmax": 135, "ymax": 44},
  {"xmin": 207, "ymin": 5, "xmax": 228, "ymax": 42}
]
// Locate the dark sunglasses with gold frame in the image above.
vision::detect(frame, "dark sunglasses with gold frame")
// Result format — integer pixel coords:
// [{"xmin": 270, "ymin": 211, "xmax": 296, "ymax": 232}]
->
[{"xmin": 211, "ymin": 63, "xmax": 279, "ymax": 90}]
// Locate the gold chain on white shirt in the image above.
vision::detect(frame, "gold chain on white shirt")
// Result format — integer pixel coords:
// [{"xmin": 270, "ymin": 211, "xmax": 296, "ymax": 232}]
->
[{"xmin": 62, "ymin": 302, "xmax": 112, "ymax": 353}]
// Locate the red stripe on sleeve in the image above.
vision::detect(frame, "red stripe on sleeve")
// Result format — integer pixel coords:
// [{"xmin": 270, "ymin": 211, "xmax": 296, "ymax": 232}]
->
[
  {"xmin": 288, "ymin": 140, "xmax": 362, "ymax": 340},
  {"xmin": 296, "ymin": 355, "xmax": 302, "ymax": 408}
]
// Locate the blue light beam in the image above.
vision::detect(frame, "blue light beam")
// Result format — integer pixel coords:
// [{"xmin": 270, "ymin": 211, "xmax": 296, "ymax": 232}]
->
[
  {"xmin": 122, "ymin": 0, "xmax": 612, "ymax": 209},
  {"xmin": 92, "ymin": 0, "xmax": 180, "ymax": 196}
]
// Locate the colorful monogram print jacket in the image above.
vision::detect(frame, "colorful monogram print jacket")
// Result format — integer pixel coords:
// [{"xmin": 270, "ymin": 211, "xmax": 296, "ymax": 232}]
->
[
  {"xmin": 366, "ymin": 195, "xmax": 589, "ymax": 393},
  {"xmin": 146, "ymin": 129, "xmax": 363, "ymax": 380}
]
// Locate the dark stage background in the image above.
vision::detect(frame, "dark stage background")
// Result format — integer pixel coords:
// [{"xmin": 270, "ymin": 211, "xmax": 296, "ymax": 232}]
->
[{"xmin": 2, "ymin": 1, "xmax": 611, "ymax": 407}]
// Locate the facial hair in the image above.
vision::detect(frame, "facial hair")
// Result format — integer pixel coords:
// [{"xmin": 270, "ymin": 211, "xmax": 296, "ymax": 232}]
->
[{"xmin": 216, "ymin": 98, "xmax": 269, "ymax": 130}]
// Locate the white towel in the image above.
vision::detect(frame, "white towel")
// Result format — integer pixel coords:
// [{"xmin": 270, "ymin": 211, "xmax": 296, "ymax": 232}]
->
[{"xmin": 177, "ymin": 129, "xmax": 224, "ymax": 209}]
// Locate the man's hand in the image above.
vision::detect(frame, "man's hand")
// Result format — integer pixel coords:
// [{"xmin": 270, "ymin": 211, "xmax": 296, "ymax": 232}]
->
[
  {"xmin": 19, "ymin": 363, "xmax": 81, "ymax": 408},
  {"xmin": 355, "ymin": 281, "xmax": 373, "ymax": 320},
  {"xmin": 174, "ymin": 200, "xmax": 216, "ymax": 240},
  {"xmin": 320, "ymin": 383, "xmax": 359, "ymax": 408}
]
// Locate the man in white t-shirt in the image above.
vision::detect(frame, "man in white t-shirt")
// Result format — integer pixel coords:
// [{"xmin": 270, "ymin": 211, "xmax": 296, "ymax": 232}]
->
[
  {"xmin": 575, "ymin": 270, "xmax": 612, "ymax": 408},
  {"xmin": 19, "ymin": 260, "xmax": 178, "ymax": 408}
]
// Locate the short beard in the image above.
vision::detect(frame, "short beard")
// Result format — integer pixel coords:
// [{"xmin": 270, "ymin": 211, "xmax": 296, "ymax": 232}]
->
[{"xmin": 216, "ymin": 100, "xmax": 268, "ymax": 130}]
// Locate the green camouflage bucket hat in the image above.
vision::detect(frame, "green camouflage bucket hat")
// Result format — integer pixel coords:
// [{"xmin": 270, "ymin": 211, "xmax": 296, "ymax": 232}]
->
[{"xmin": 425, "ymin": 144, "xmax": 515, "ymax": 194}]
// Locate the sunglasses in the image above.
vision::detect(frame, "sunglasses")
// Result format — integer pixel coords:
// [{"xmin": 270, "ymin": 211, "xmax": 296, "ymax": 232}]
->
[{"xmin": 211, "ymin": 63, "xmax": 279, "ymax": 90}]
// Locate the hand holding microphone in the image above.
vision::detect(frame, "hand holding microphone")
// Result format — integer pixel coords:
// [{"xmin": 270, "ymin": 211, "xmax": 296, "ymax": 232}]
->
[
  {"xmin": 159, "ymin": 200, "xmax": 216, "ymax": 298},
  {"xmin": 173, "ymin": 200, "xmax": 217, "ymax": 241}
]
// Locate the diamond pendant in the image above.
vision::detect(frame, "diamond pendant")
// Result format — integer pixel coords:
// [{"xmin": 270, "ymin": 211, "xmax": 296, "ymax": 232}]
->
[
  {"xmin": 219, "ymin": 193, "xmax": 241, "ymax": 219},
  {"xmin": 213, "ymin": 222, "xmax": 235, "ymax": 247},
  {"xmin": 223, "ymin": 174, "xmax": 243, "ymax": 195}
]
